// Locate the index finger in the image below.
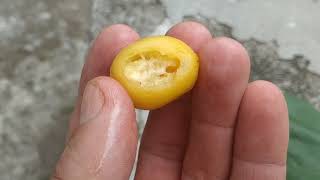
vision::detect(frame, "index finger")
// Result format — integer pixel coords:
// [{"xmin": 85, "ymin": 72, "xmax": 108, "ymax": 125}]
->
[{"xmin": 79, "ymin": 24, "xmax": 140, "ymax": 96}]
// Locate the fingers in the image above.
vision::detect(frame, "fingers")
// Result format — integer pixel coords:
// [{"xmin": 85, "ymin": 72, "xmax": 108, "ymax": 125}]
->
[
  {"xmin": 182, "ymin": 38, "xmax": 250, "ymax": 179},
  {"xmin": 79, "ymin": 24, "xmax": 140, "ymax": 96},
  {"xmin": 52, "ymin": 77, "xmax": 138, "ymax": 180},
  {"xmin": 135, "ymin": 22, "xmax": 212, "ymax": 180},
  {"xmin": 166, "ymin": 21, "xmax": 213, "ymax": 53},
  {"xmin": 230, "ymin": 81, "xmax": 289, "ymax": 180},
  {"xmin": 67, "ymin": 25, "xmax": 139, "ymax": 140}
]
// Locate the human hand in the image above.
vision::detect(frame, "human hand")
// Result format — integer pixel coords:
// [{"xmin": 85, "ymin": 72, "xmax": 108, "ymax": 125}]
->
[{"xmin": 51, "ymin": 22, "xmax": 289, "ymax": 180}]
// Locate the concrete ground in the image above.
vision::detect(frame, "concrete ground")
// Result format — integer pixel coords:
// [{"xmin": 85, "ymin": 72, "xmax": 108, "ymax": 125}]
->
[
  {"xmin": 0, "ymin": 0, "xmax": 319, "ymax": 179},
  {"xmin": 0, "ymin": 0, "xmax": 90, "ymax": 179}
]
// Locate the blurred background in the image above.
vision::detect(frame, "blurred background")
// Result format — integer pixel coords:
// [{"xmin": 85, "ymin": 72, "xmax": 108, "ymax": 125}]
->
[{"xmin": 0, "ymin": 0, "xmax": 319, "ymax": 179}]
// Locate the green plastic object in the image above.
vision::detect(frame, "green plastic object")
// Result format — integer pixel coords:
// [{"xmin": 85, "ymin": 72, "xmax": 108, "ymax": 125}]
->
[{"xmin": 286, "ymin": 94, "xmax": 320, "ymax": 179}]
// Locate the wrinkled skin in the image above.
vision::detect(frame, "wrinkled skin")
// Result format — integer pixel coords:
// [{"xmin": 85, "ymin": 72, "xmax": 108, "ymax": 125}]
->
[{"xmin": 51, "ymin": 22, "xmax": 289, "ymax": 180}]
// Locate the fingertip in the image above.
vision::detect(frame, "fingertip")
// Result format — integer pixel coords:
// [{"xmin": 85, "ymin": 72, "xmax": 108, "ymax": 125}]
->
[
  {"xmin": 56, "ymin": 76, "xmax": 138, "ymax": 180},
  {"xmin": 88, "ymin": 76, "xmax": 135, "ymax": 111},
  {"xmin": 200, "ymin": 37, "xmax": 250, "ymax": 68},
  {"xmin": 214, "ymin": 37, "xmax": 250, "ymax": 60},
  {"xmin": 94, "ymin": 24, "xmax": 140, "ymax": 53},
  {"xmin": 80, "ymin": 24, "xmax": 139, "ymax": 96},
  {"xmin": 245, "ymin": 80, "xmax": 287, "ymax": 109},
  {"xmin": 166, "ymin": 21, "xmax": 212, "ymax": 52},
  {"xmin": 90, "ymin": 24, "xmax": 140, "ymax": 66},
  {"xmin": 243, "ymin": 80, "xmax": 289, "ymax": 124},
  {"xmin": 236, "ymin": 80, "xmax": 289, "ymax": 165},
  {"xmin": 86, "ymin": 77, "xmax": 137, "ymax": 139},
  {"xmin": 198, "ymin": 37, "xmax": 250, "ymax": 88}
]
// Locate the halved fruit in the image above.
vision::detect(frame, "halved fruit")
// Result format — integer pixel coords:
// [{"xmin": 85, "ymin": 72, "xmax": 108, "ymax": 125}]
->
[{"xmin": 110, "ymin": 36, "xmax": 199, "ymax": 110}]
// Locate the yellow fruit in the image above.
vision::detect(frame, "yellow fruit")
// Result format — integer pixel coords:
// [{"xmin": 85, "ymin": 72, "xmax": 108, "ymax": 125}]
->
[{"xmin": 110, "ymin": 36, "xmax": 199, "ymax": 110}]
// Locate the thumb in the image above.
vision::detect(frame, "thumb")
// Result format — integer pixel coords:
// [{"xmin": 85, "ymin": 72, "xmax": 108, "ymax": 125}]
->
[{"xmin": 52, "ymin": 77, "xmax": 138, "ymax": 180}]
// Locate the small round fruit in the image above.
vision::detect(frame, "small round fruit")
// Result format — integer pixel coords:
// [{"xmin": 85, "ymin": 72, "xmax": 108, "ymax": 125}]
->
[{"xmin": 110, "ymin": 35, "xmax": 199, "ymax": 110}]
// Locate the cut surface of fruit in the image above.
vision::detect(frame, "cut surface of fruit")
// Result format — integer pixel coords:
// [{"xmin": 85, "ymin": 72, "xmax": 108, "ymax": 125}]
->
[{"xmin": 110, "ymin": 36, "xmax": 199, "ymax": 110}]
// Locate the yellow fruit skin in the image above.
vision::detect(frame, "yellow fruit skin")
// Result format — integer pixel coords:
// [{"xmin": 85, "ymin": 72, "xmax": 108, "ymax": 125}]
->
[{"xmin": 110, "ymin": 36, "xmax": 199, "ymax": 110}]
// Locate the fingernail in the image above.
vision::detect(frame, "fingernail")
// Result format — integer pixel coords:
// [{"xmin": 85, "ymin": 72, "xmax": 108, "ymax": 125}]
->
[{"xmin": 80, "ymin": 82, "xmax": 104, "ymax": 124}]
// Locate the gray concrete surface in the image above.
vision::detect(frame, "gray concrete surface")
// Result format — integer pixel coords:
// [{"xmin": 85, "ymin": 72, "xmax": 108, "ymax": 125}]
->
[
  {"xmin": 0, "ymin": 0, "xmax": 320, "ymax": 179},
  {"xmin": 0, "ymin": 0, "xmax": 90, "ymax": 179},
  {"xmin": 162, "ymin": 0, "xmax": 320, "ymax": 74}
]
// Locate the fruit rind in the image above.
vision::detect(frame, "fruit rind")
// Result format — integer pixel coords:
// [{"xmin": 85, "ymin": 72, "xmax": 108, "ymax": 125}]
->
[{"xmin": 110, "ymin": 35, "xmax": 199, "ymax": 110}]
